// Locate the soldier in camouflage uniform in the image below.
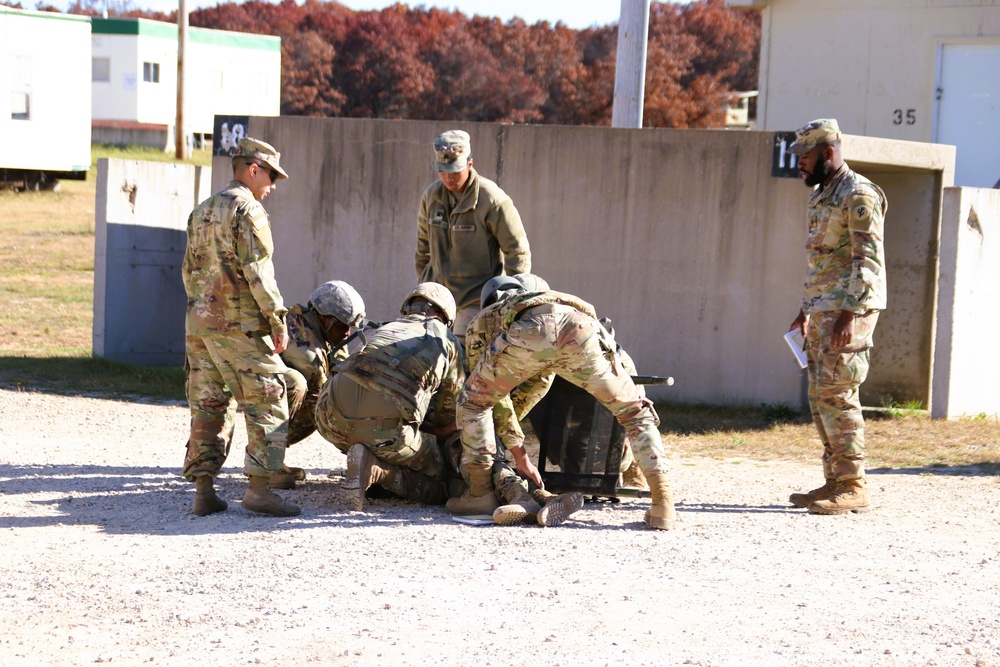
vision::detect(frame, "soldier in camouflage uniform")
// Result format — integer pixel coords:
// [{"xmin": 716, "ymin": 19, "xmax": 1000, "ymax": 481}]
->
[
  {"xmin": 451, "ymin": 287, "xmax": 677, "ymax": 530},
  {"xmin": 181, "ymin": 138, "xmax": 300, "ymax": 517},
  {"xmin": 415, "ymin": 130, "xmax": 531, "ymax": 343},
  {"xmin": 272, "ymin": 280, "xmax": 367, "ymax": 489},
  {"xmin": 314, "ymin": 283, "xmax": 464, "ymax": 512},
  {"xmin": 462, "ymin": 275, "xmax": 585, "ymax": 527},
  {"xmin": 787, "ymin": 119, "xmax": 888, "ymax": 515}
]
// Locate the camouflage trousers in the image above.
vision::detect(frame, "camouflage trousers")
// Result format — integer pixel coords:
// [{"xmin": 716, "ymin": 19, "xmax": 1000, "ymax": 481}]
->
[
  {"xmin": 182, "ymin": 333, "xmax": 289, "ymax": 481},
  {"xmin": 459, "ymin": 308, "xmax": 668, "ymax": 477},
  {"xmin": 314, "ymin": 373, "xmax": 447, "ymax": 481},
  {"xmin": 805, "ymin": 310, "xmax": 880, "ymax": 481},
  {"xmin": 284, "ymin": 367, "xmax": 318, "ymax": 446}
]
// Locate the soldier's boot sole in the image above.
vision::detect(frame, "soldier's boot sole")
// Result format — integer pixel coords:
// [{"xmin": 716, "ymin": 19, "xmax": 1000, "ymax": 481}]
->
[
  {"xmin": 242, "ymin": 488, "xmax": 301, "ymax": 517},
  {"xmin": 283, "ymin": 465, "xmax": 307, "ymax": 481},
  {"xmin": 537, "ymin": 492, "xmax": 584, "ymax": 527},
  {"xmin": 807, "ymin": 502, "xmax": 872, "ymax": 515},
  {"xmin": 192, "ymin": 493, "xmax": 228, "ymax": 516}
]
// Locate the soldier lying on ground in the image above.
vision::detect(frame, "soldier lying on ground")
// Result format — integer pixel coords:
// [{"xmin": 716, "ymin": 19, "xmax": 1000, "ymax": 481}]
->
[
  {"xmin": 273, "ymin": 280, "xmax": 367, "ymax": 489},
  {"xmin": 450, "ymin": 284, "xmax": 677, "ymax": 530},
  {"xmin": 314, "ymin": 282, "xmax": 465, "ymax": 512}
]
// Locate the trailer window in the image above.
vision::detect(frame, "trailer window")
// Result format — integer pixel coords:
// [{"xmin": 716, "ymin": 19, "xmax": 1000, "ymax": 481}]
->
[
  {"xmin": 143, "ymin": 62, "xmax": 160, "ymax": 84},
  {"xmin": 93, "ymin": 58, "xmax": 110, "ymax": 82}
]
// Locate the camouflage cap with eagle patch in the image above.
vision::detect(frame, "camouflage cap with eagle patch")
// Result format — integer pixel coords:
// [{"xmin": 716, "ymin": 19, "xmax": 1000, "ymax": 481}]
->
[
  {"xmin": 788, "ymin": 118, "xmax": 842, "ymax": 155},
  {"xmin": 234, "ymin": 137, "xmax": 288, "ymax": 180},
  {"xmin": 433, "ymin": 130, "xmax": 471, "ymax": 173}
]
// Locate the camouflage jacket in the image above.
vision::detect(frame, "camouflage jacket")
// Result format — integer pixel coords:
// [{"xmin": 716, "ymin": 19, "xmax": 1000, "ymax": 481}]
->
[
  {"xmin": 416, "ymin": 168, "xmax": 531, "ymax": 311},
  {"xmin": 182, "ymin": 180, "xmax": 287, "ymax": 338},
  {"xmin": 282, "ymin": 304, "xmax": 349, "ymax": 392},
  {"xmin": 801, "ymin": 164, "xmax": 888, "ymax": 315},
  {"xmin": 335, "ymin": 315, "xmax": 465, "ymax": 426}
]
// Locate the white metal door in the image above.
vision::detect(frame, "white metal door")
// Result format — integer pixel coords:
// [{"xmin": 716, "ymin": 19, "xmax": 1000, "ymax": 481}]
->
[{"xmin": 936, "ymin": 43, "xmax": 1000, "ymax": 188}]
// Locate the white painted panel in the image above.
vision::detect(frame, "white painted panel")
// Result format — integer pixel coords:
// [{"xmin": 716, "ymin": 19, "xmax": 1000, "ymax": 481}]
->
[{"xmin": 937, "ymin": 43, "xmax": 1000, "ymax": 188}]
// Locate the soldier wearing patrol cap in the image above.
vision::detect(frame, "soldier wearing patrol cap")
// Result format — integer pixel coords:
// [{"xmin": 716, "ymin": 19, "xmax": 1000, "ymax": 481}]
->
[
  {"xmin": 181, "ymin": 137, "xmax": 300, "ymax": 517},
  {"xmin": 271, "ymin": 280, "xmax": 367, "ymax": 489},
  {"xmin": 787, "ymin": 118, "xmax": 888, "ymax": 515},
  {"xmin": 415, "ymin": 129, "xmax": 532, "ymax": 344}
]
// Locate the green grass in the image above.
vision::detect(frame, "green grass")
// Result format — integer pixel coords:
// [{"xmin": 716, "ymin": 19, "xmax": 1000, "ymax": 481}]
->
[{"xmin": 0, "ymin": 143, "xmax": 207, "ymax": 401}]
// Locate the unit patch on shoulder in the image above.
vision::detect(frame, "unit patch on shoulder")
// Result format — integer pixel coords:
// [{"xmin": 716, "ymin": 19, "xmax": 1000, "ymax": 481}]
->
[
  {"xmin": 251, "ymin": 212, "xmax": 269, "ymax": 230},
  {"xmin": 848, "ymin": 192, "xmax": 878, "ymax": 233}
]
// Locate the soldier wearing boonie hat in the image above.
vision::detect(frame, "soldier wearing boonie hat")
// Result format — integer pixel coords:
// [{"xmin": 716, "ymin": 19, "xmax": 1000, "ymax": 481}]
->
[
  {"xmin": 416, "ymin": 129, "xmax": 532, "ymax": 343},
  {"xmin": 181, "ymin": 135, "xmax": 301, "ymax": 518},
  {"xmin": 233, "ymin": 137, "xmax": 289, "ymax": 180},
  {"xmin": 786, "ymin": 118, "xmax": 889, "ymax": 517}
]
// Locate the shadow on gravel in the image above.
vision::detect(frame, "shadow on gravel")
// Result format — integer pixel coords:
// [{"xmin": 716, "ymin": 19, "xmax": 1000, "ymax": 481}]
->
[
  {"xmin": 0, "ymin": 463, "xmax": 462, "ymax": 536},
  {"xmin": 867, "ymin": 463, "xmax": 1000, "ymax": 476}
]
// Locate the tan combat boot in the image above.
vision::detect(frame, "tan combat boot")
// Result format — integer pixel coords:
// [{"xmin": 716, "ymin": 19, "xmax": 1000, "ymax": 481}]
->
[
  {"xmin": 643, "ymin": 472, "xmax": 676, "ymax": 530},
  {"xmin": 533, "ymin": 489, "xmax": 585, "ymax": 527},
  {"xmin": 620, "ymin": 459, "xmax": 649, "ymax": 491},
  {"xmin": 269, "ymin": 465, "xmax": 306, "ymax": 490},
  {"xmin": 192, "ymin": 475, "xmax": 228, "ymax": 516},
  {"xmin": 242, "ymin": 475, "xmax": 301, "ymax": 517},
  {"xmin": 808, "ymin": 478, "xmax": 871, "ymax": 515},
  {"xmin": 445, "ymin": 463, "xmax": 500, "ymax": 515},
  {"xmin": 492, "ymin": 473, "xmax": 542, "ymax": 525},
  {"xmin": 789, "ymin": 478, "xmax": 837, "ymax": 508},
  {"xmin": 344, "ymin": 443, "xmax": 399, "ymax": 512}
]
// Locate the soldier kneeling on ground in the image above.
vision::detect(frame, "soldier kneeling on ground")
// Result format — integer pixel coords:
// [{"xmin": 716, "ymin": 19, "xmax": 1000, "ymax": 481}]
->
[
  {"xmin": 273, "ymin": 280, "xmax": 367, "ymax": 489},
  {"xmin": 314, "ymin": 283, "xmax": 464, "ymax": 512}
]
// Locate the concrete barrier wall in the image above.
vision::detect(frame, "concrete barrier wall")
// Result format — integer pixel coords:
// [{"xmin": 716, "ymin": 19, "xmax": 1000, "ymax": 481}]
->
[
  {"xmin": 932, "ymin": 187, "xmax": 1000, "ymax": 419},
  {"xmin": 93, "ymin": 157, "xmax": 211, "ymax": 365},
  {"xmin": 201, "ymin": 117, "xmax": 952, "ymax": 408}
]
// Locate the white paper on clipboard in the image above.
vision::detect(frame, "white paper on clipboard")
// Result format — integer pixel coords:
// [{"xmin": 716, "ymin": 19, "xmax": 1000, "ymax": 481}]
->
[{"xmin": 784, "ymin": 329, "xmax": 808, "ymax": 369}]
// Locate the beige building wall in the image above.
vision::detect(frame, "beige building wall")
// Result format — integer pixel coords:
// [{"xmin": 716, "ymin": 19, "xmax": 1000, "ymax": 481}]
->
[
  {"xmin": 932, "ymin": 187, "xmax": 1000, "ymax": 418},
  {"xmin": 206, "ymin": 118, "xmax": 952, "ymax": 409},
  {"xmin": 728, "ymin": 0, "xmax": 1000, "ymax": 185}
]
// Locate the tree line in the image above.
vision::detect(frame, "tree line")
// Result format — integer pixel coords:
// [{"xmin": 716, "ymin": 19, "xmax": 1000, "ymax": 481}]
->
[{"xmin": 29, "ymin": 0, "xmax": 760, "ymax": 128}]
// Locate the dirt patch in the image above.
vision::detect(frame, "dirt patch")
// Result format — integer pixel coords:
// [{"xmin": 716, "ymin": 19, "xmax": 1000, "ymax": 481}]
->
[{"xmin": 2, "ymin": 388, "xmax": 999, "ymax": 666}]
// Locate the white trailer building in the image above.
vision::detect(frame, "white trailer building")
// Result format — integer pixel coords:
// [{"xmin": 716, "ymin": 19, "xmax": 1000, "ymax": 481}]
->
[
  {"xmin": 90, "ymin": 17, "xmax": 280, "ymax": 150},
  {"xmin": 727, "ymin": 0, "xmax": 1000, "ymax": 188},
  {"xmin": 0, "ymin": 7, "xmax": 91, "ymax": 189}
]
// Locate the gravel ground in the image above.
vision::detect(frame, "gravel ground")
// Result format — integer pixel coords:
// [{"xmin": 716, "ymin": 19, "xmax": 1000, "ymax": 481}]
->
[{"xmin": 2, "ymin": 387, "xmax": 999, "ymax": 667}]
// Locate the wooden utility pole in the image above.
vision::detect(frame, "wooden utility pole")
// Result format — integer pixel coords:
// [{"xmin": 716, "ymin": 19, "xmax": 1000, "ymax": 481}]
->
[
  {"xmin": 175, "ymin": 0, "xmax": 188, "ymax": 159},
  {"xmin": 611, "ymin": 0, "xmax": 650, "ymax": 129}
]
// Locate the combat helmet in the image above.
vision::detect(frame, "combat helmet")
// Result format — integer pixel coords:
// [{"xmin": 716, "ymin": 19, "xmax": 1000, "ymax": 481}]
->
[
  {"xmin": 513, "ymin": 273, "xmax": 550, "ymax": 293},
  {"xmin": 401, "ymin": 282, "xmax": 456, "ymax": 327},
  {"xmin": 480, "ymin": 275, "xmax": 525, "ymax": 310},
  {"xmin": 309, "ymin": 280, "xmax": 366, "ymax": 328}
]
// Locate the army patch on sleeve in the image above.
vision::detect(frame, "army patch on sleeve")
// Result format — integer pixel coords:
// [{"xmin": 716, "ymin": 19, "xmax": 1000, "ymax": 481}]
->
[{"xmin": 848, "ymin": 192, "xmax": 878, "ymax": 232}]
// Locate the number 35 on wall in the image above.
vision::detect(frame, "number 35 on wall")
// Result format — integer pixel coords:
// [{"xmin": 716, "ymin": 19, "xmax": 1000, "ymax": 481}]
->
[{"xmin": 892, "ymin": 109, "xmax": 916, "ymax": 125}]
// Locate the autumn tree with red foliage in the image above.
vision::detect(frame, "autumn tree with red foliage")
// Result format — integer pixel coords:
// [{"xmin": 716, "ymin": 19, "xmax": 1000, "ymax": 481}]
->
[{"xmin": 62, "ymin": 0, "xmax": 759, "ymax": 128}]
